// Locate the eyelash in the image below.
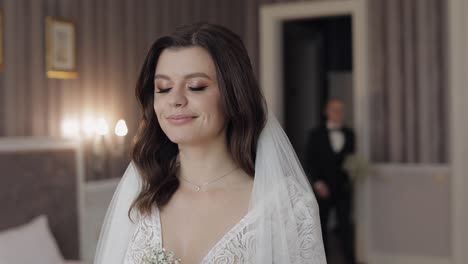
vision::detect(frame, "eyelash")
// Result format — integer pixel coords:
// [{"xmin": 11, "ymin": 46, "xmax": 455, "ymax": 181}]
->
[
  {"xmin": 190, "ymin": 86, "xmax": 207, "ymax": 91},
  {"xmin": 155, "ymin": 86, "xmax": 208, "ymax": 93},
  {"xmin": 155, "ymin": 88, "xmax": 171, "ymax": 93}
]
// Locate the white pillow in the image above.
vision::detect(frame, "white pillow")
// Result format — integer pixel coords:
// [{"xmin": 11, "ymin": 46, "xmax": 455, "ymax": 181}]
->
[{"xmin": 0, "ymin": 215, "xmax": 63, "ymax": 264}]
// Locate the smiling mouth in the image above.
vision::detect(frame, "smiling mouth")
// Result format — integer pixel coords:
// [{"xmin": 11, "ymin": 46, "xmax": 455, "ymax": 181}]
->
[{"xmin": 166, "ymin": 115, "xmax": 197, "ymax": 125}]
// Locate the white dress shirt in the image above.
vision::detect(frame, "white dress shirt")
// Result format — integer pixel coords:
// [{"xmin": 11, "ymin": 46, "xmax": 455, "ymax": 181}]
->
[{"xmin": 327, "ymin": 121, "xmax": 345, "ymax": 153}]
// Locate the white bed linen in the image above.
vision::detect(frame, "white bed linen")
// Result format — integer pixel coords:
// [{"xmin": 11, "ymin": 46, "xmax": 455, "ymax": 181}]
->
[{"xmin": 0, "ymin": 215, "xmax": 63, "ymax": 264}]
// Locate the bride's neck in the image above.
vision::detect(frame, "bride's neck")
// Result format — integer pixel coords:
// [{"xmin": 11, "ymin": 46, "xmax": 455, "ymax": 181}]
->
[{"xmin": 178, "ymin": 140, "xmax": 237, "ymax": 184}]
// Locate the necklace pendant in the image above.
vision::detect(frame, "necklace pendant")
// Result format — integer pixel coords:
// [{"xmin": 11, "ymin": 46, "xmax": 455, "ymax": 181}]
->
[{"xmin": 180, "ymin": 166, "xmax": 239, "ymax": 193}]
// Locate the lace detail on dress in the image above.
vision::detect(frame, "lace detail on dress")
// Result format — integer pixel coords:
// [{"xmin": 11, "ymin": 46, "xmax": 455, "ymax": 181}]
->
[
  {"xmin": 202, "ymin": 213, "xmax": 256, "ymax": 264},
  {"xmin": 123, "ymin": 180, "xmax": 324, "ymax": 264},
  {"xmin": 124, "ymin": 210, "xmax": 161, "ymax": 264},
  {"xmin": 286, "ymin": 178, "xmax": 327, "ymax": 263}
]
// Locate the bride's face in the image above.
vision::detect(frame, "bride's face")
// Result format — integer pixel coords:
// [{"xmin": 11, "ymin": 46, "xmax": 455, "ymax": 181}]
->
[{"xmin": 153, "ymin": 46, "xmax": 226, "ymax": 145}]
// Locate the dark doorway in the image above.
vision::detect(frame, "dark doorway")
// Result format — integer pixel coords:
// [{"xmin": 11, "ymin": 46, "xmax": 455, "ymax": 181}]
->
[
  {"xmin": 282, "ymin": 16, "xmax": 353, "ymax": 264},
  {"xmin": 283, "ymin": 15, "xmax": 353, "ymax": 166}
]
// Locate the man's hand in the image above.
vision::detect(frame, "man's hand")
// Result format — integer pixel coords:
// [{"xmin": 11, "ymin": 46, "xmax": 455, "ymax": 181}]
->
[{"xmin": 313, "ymin": 180, "xmax": 330, "ymax": 199}]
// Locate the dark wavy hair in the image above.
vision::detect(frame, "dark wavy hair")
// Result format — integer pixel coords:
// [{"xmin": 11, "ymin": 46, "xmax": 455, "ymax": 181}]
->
[{"xmin": 130, "ymin": 23, "xmax": 267, "ymax": 216}]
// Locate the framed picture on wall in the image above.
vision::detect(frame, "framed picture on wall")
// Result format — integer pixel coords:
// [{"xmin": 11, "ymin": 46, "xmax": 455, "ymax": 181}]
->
[{"xmin": 45, "ymin": 17, "xmax": 77, "ymax": 79}]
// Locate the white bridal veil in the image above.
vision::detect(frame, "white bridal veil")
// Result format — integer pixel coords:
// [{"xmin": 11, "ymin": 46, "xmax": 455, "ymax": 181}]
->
[{"xmin": 94, "ymin": 113, "xmax": 327, "ymax": 264}]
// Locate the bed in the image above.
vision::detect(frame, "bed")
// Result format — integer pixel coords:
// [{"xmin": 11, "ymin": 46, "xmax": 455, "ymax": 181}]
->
[{"xmin": 0, "ymin": 138, "xmax": 87, "ymax": 264}]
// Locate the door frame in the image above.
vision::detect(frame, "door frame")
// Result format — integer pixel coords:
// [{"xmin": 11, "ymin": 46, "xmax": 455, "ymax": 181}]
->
[
  {"xmin": 448, "ymin": 0, "xmax": 468, "ymax": 263},
  {"xmin": 260, "ymin": 0, "xmax": 371, "ymax": 262}
]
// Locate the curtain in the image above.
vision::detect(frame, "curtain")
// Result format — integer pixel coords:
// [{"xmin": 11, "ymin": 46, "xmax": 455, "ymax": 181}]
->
[{"xmin": 369, "ymin": 0, "xmax": 448, "ymax": 163}]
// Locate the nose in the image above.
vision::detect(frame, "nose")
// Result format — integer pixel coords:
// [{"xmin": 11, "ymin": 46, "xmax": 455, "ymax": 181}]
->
[{"xmin": 168, "ymin": 86, "xmax": 188, "ymax": 108}]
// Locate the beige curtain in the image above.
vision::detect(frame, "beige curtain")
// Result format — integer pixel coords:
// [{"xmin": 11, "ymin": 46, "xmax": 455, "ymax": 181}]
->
[{"xmin": 369, "ymin": 0, "xmax": 448, "ymax": 163}]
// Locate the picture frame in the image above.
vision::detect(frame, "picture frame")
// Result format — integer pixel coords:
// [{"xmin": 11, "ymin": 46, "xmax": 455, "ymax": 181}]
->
[{"xmin": 45, "ymin": 16, "xmax": 77, "ymax": 79}]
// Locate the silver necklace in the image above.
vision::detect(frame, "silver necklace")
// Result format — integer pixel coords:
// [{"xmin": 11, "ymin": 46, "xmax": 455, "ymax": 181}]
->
[{"xmin": 180, "ymin": 166, "xmax": 239, "ymax": 192}]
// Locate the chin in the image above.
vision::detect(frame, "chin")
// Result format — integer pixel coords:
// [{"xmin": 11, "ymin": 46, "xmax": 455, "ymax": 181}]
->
[
  {"xmin": 162, "ymin": 124, "xmax": 226, "ymax": 146},
  {"xmin": 165, "ymin": 132, "xmax": 200, "ymax": 145},
  {"xmin": 166, "ymin": 131, "xmax": 222, "ymax": 146},
  {"xmin": 167, "ymin": 136, "xmax": 195, "ymax": 145}
]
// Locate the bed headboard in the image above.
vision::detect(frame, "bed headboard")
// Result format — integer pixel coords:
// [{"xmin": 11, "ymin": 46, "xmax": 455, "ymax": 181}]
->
[{"xmin": 0, "ymin": 138, "xmax": 84, "ymax": 260}]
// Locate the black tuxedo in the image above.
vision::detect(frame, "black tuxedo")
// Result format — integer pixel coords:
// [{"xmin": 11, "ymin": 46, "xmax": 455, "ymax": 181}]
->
[{"xmin": 305, "ymin": 125, "xmax": 356, "ymax": 264}]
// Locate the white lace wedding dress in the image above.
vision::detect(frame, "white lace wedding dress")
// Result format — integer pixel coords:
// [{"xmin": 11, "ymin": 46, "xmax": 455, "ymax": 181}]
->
[{"xmin": 123, "ymin": 179, "xmax": 323, "ymax": 264}]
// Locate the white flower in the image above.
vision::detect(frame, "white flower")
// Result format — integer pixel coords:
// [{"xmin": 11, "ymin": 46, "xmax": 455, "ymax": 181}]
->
[
  {"xmin": 142, "ymin": 247, "xmax": 182, "ymax": 264},
  {"xmin": 343, "ymin": 154, "xmax": 370, "ymax": 181}
]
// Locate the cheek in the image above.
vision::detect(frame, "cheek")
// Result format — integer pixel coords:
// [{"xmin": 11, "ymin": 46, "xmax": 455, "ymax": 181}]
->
[
  {"xmin": 202, "ymin": 94, "xmax": 224, "ymax": 122},
  {"xmin": 153, "ymin": 99, "xmax": 166, "ymax": 127},
  {"xmin": 153, "ymin": 98, "xmax": 162, "ymax": 115},
  {"xmin": 211, "ymin": 100, "xmax": 226, "ymax": 131},
  {"xmin": 208, "ymin": 89, "xmax": 223, "ymax": 113}
]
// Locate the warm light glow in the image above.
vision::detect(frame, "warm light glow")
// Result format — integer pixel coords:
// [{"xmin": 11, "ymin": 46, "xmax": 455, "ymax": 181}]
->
[
  {"xmin": 115, "ymin": 119, "xmax": 128, "ymax": 137},
  {"xmin": 61, "ymin": 119, "xmax": 80, "ymax": 138},
  {"xmin": 82, "ymin": 117, "xmax": 96, "ymax": 137},
  {"xmin": 96, "ymin": 118, "xmax": 109, "ymax": 135}
]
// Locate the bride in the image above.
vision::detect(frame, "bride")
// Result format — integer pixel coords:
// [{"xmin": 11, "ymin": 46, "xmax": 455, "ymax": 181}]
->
[{"xmin": 94, "ymin": 23, "xmax": 326, "ymax": 264}]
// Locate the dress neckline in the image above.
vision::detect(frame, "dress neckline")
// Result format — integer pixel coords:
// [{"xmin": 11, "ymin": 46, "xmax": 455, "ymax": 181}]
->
[{"xmin": 154, "ymin": 207, "xmax": 253, "ymax": 263}]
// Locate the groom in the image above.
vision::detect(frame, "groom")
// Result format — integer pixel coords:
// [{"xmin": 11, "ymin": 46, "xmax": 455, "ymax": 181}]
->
[{"xmin": 305, "ymin": 98, "xmax": 356, "ymax": 264}]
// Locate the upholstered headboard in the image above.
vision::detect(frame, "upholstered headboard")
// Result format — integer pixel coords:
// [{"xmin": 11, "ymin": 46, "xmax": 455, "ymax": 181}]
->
[{"xmin": 0, "ymin": 138, "xmax": 83, "ymax": 260}]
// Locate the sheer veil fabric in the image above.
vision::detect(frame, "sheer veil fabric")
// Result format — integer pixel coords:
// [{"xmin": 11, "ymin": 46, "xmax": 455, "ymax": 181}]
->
[{"xmin": 94, "ymin": 113, "xmax": 327, "ymax": 264}]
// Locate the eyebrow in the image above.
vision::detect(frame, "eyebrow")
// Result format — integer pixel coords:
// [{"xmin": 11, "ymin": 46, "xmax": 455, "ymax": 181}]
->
[{"xmin": 154, "ymin": 72, "xmax": 213, "ymax": 81}]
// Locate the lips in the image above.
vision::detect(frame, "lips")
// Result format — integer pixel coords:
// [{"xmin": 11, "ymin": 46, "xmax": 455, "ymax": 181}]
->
[{"xmin": 166, "ymin": 114, "xmax": 197, "ymax": 125}]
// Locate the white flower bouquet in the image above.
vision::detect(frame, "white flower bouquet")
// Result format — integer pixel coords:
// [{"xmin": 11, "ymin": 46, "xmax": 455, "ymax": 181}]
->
[
  {"xmin": 142, "ymin": 247, "xmax": 182, "ymax": 264},
  {"xmin": 343, "ymin": 154, "xmax": 370, "ymax": 181}
]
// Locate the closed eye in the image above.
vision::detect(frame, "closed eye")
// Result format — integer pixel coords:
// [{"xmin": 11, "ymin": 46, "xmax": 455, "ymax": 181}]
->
[
  {"xmin": 155, "ymin": 88, "xmax": 172, "ymax": 93},
  {"xmin": 189, "ymin": 86, "xmax": 208, "ymax": 91}
]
